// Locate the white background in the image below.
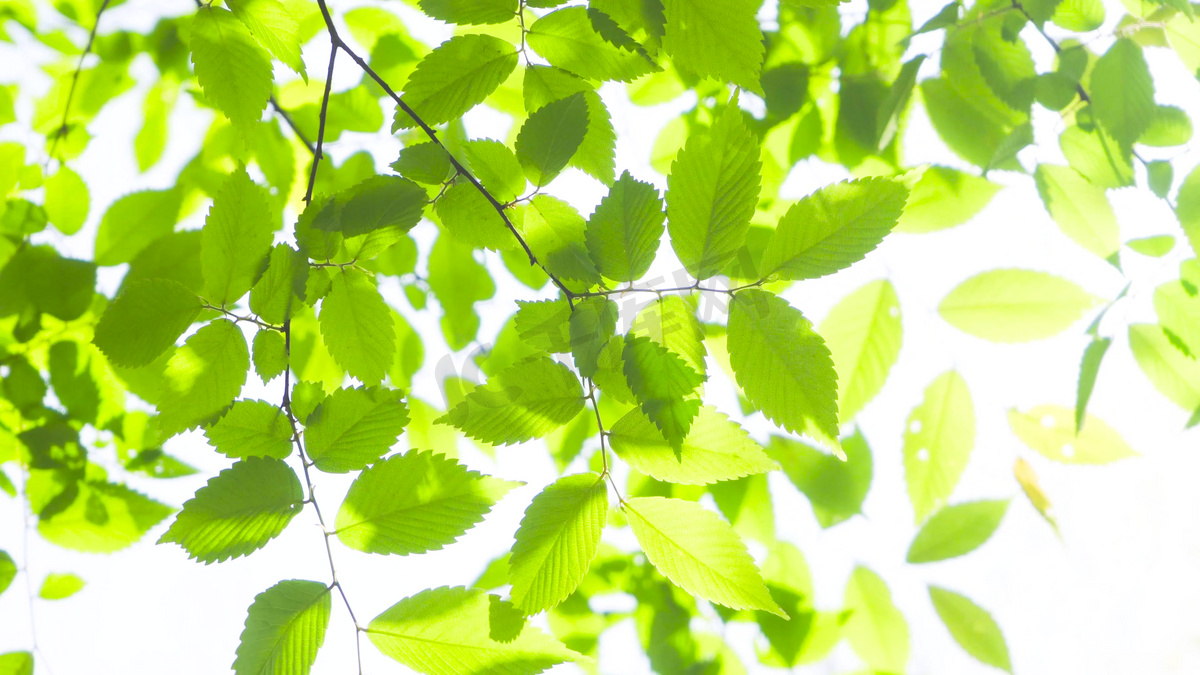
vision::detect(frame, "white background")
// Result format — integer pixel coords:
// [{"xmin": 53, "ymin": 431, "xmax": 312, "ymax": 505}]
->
[{"xmin": 2, "ymin": 1, "xmax": 1200, "ymax": 673}]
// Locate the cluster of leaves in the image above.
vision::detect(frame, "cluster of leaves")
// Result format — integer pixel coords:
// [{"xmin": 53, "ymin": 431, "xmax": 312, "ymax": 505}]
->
[{"xmin": 0, "ymin": 0, "xmax": 1198, "ymax": 673}]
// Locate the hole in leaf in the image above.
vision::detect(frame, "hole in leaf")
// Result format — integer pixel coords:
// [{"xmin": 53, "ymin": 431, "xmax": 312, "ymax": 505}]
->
[
  {"xmin": 909, "ymin": 420, "xmax": 923, "ymax": 434},
  {"xmin": 888, "ymin": 306, "xmax": 900, "ymax": 318},
  {"xmin": 1061, "ymin": 443, "xmax": 1075, "ymax": 458},
  {"xmin": 916, "ymin": 448, "xmax": 930, "ymax": 462},
  {"xmin": 1041, "ymin": 414, "xmax": 1056, "ymax": 428}
]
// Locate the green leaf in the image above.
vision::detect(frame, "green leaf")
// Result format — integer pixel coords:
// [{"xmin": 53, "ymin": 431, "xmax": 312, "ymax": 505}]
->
[
  {"xmin": 667, "ymin": 105, "xmax": 761, "ymax": 280},
  {"xmin": 919, "ymin": 77, "xmax": 1021, "ymax": 170},
  {"xmin": 250, "ymin": 244, "xmax": 308, "ymax": 325},
  {"xmin": 904, "ymin": 370, "xmax": 974, "ymax": 524},
  {"xmin": 820, "ymin": 279, "xmax": 902, "ymax": 424},
  {"xmin": 609, "ymin": 405, "xmax": 778, "ymax": 485},
  {"xmin": 367, "ymin": 586, "xmax": 583, "ymax": 674},
  {"xmin": 44, "ymin": 165, "xmax": 88, "ymax": 235},
  {"xmin": 38, "ymin": 572, "xmax": 85, "ymax": 600},
  {"xmin": 159, "ymin": 457, "xmax": 304, "ymax": 563},
  {"xmin": 394, "ymin": 34, "xmax": 518, "ymax": 130},
  {"xmin": 205, "ymin": 399, "xmax": 293, "ymax": 460},
  {"xmin": 440, "ymin": 356, "xmax": 584, "ymax": 445},
  {"xmin": 759, "ymin": 177, "xmax": 907, "ymax": 280},
  {"xmin": 191, "ymin": 7, "xmax": 273, "ymax": 137},
  {"xmin": 625, "ymin": 496, "xmax": 784, "ymax": 616},
  {"xmin": 1129, "ymin": 323, "xmax": 1200, "ymax": 411},
  {"xmin": 304, "ymin": 385, "xmax": 408, "ymax": 473},
  {"xmin": 0, "ymin": 246, "xmax": 96, "ymax": 323},
  {"xmin": 629, "ymin": 295, "xmax": 706, "ymax": 378},
  {"xmin": 906, "ymin": 500, "xmax": 1010, "ymax": 563},
  {"xmin": 336, "ymin": 450, "xmax": 519, "ymax": 555},
  {"xmin": 253, "ymin": 329, "xmax": 288, "ymax": 384},
  {"xmin": 622, "ymin": 334, "xmax": 703, "ymax": 450},
  {"xmin": 1176, "ymin": 163, "xmax": 1200, "ymax": 258},
  {"xmin": 156, "ymin": 319, "xmax": 250, "ymax": 437},
  {"xmin": 418, "ymin": 0, "xmax": 518, "ymax": 25},
  {"xmin": 428, "ymin": 234, "xmax": 495, "ymax": 350},
  {"xmin": 227, "ymin": 0, "xmax": 307, "ymax": 80},
  {"xmin": 515, "ymin": 92, "xmax": 589, "ymax": 187},
  {"xmin": 233, "ymin": 580, "xmax": 331, "ymax": 675},
  {"xmin": 461, "ymin": 139, "xmax": 526, "ymax": 203},
  {"xmin": 319, "ymin": 268, "xmax": 395, "ymax": 386},
  {"xmin": 527, "ymin": 7, "xmax": 658, "ymax": 83},
  {"xmin": 93, "ymin": 188, "xmax": 182, "ymax": 265},
  {"xmin": 1142, "ymin": 104, "xmax": 1193, "ymax": 147},
  {"xmin": 1059, "ymin": 125, "xmax": 1133, "ymax": 188},
  {"xmin": 1090, "ymin": 39, "xmax": 1155, "ymax": 148},
  {"xmin": 509, "ymin": 473, "xmax": 607, "ymax": 614},
  {"xmin": 435, "ymin": 182, "xmax": 514, "ymax": 251},
  {"xmin": 1009, "ymin": 405, "xmax": 1137, "ymax": 464},
  {"xmin": 769, "ymin": 430, "xmax": 872, "ymax": 528},
  {"xmin": 843, "ymin": 566, "xmax": 909, "ymax": 673},
  {"xmin": 0, "ymin": 652, "xmax": 32, "ymax": 675},
  {"xmin": 0, "ymin": 551, "xmax": 14, "ymax": 597},
  {"xmin": 568, "ymin": 297, "xmax": 617, "ymax": 377},
  {"xmin": 392, "ymin": 143, "xmax": 454, "ymax": 185},
  {"xmin": 515, "ymin": 298, "xmax": 572, "ymax": 353},
  {"xmin": 1052, "ymin": 0, "xmax": 1103, "ymax": 31},
  {"xmin": 1156, "ymin": 278, "xmax": 1200, "ymax": 356},
  {"xmin": 1127, "ymin": 235, "xmax": 1175, "ymax": 257},
  {"xmin": 938, "ymin": 269, "xmax": 1100, "ymax": 342},
  {"xmin": 727, "ymin": 289, "xmax": 840, "ymax": 454},
  {"xmin": 335, "ymin": 175, "xmax": 428, "ymax": 239},
  {"xmin": 518, "ymin": 195, "xmax": 599, "ymax": 283},
  {"xmin": 93, "ymin": 279, "xmax": 202, "ymax": 368},
  {"xmin": 584, "ymin": 170, "xmax": 665, "ymax": 282},
  {"xmin": 202, "ymin": 169, "xmax": 275, "ymax": 307},
  {"xmin": 662, "ymin": 0, "xmax": 763, "ymax": 93},
  {"xmin": 1034, "ymin": 164, "xmax": 1120, "ymax": 259},
  {"xmin": 928, "ymin": 586, "xmax": 1012, "ymax": 673},
  {"xmin": 29, "ymin": 476, "xmax": 172, "ymax": 553},
  {"xmin": 1075, "ymin": 336, "xmax": 1111, "ymax": 432}
]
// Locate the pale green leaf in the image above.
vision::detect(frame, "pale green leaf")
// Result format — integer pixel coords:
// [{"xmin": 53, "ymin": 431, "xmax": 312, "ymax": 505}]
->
[
  {"xmin": 509, "ymin": 473, "xmax": 607, "ymax": 614},
  {"xmin": 227, "ymin": 0, "xmax": 307, "ymax": 80},
  {"xmin": 518, "ymin": 195, "xmax": 599, "ymax": 283},
  {"xmin": 205, "ymin": 399, "xmax": 293, "ymax": 460},
  {"xmin": 568, "ymin": 297, "xmax": 617, "ymax": 377},
  {"xmin": 527, "ymin": 7, "xmax": 658, "ymax": 83},
  {"xmin": 625, "ymin": 496, "xmax": 784, "ymax": 617},
  {"xmin": 191, "ymin": 7, "xmax": 273, "ymax": 136},
  {"xmin": 1127, "ymin": 235, "xmax": 1175, "ymax": 257},
  {"xmin": 44, "ymin": 165, "xmax": 88, "ymax": 235},
  {"xmin": 1155, "ymin": 278, "xmax": 1200, "ymax": 356},
  {"xmin": 418, "ymin": 0, "xmax": 518, "ymax": 26},
  {"xmin": 38, "ymin": 572, "xmax": 85, "ymax": 600},
  {"xmin": 1052, "ymin": 0, "xmax": 1104, "ymax": 31},
  {"xmin": 939, "ymin": 269, "xmax": 1100, "ymax": 342},
  {"xmin": 727, "ymin": 289, "xmax": 840, "ymax": 454},
  {"xmin": 1142, "ymin": 104, "xmax": 1193, "ymax": 147},
  {"xmin": 29, "ymin": 477, "xmax": 172, "ymax": 553},
  {"xmin": 584, "ymin": 170, "xmax": 665, "ymax": 282},
  {"xmin": 1090, "ymin": 39, "xmax": 1155, "ymax": 148},
  {"xmin": 394, "ymin": 34, "xmax": 518, "ymax": 130},
  {"xmin": 1009, "ymin": 405, "xmax": 1137, "ymax": 464},
  {"xmin": 667, "ymin": 105, "xmax": 761, "ymax": 279},
  {"xmin": 428, "ymin": 234, "xmax": 495, "ymax": 350},
  {"xmin": 760, "ymin": 177, "xmax": 908, "ymax": 280},
  {"xmin": 304, "ymin": 385, "xmax": 409, "ymax": 473},
  {"xmin": 1176, "ymin": 164, "xmax": 1200, "ymax": 258},
  {"xmin": 904, "ymin": 370, "xmax": 974, "ymax": 523},
  {"xmin": 0, "ymin": 652, "xmax": 32, "ymax": 675},
  {"xmin": 907, "ymin": 500, "xmax": 1010, "ymax": 563},
  {"xmin": 253, "ymin": 329, "xmax": 288, "ymax": 383},
  {"xmin": 1076, "ymin": 336, "xmax": 1111, "ymax": 432},
  {"xmin": 516, "ymin": 92, "xmax": 589, "ymax": 187},
  {"xmin": 336, "ymin": 450, "xmax": 519, "ymax": 555},
  {"xmin": 368, "ymin": 586, "xmax": 584, "ymax": 674},
  {"xmin": 662, "ymin": 0, "xmax": 763, "ymax": 93},
  {"xmin": 461, "ymin": 139, "xmax": 526, "ymax": 203},
  {"xmin": 843, "ymin": 567, "xmax": 909, "ymax": 673},
  {"xmin": 515, "ymin": 298, "xmax": 572, "ymax": 353},
  {"xmin": 156, "ymin": 319, "xmax": 250, "ymax": 437},
  {"xmin": 250, "ymin": 244, "xmax": 308, "ymax": 325},
  {"xmin": 820, "ymin": 279, "xmax": 902, "ymax": 424},
  {"xmin": 622, "ymin": 334, "xmax": 703, "ymax": 450},
  {"xmin": 1059, "ymin": 125, "xmax": 1133, "ymax": 188},
  {"xmin": 435, "ymin": 182, "xmax": 514, "ymax": 251},
  {"xmin": 609, "ymin": 405, "xmax": 778, "ymax": 485},
  {"xmin": 233, "ymin": 580, "xmax": 331, "ymax": 675},
  {"xmin": 769, "ymin": 430, "xmax": 872, "ymax": 528},
  {"xmin": 93, "ymin": 188, "xmax": 182, "ymax": 266},
  {"xmin": 629, "ymin": 295, "xmax": 706, "ymax": 378},
  {"xmin": 895, "ymin": 167, "xmax": 1000, "ymax": 234},
  {"xmin": 1034, "ymin": 164, "xmax": 1120, "ymax": 259},
  {"xmin": 202, "ymin": 169, "xmax": 275, "ymax": 307},
  {"xmin": 159, "ymin": 457, "xmax": 304, "ymax": 563},
  {"xmin": 93, "ymin": 279, "xmax": 202, "ymax": 368},
  {"xmin": 319, "ymin": 268, "xmax": 395, "ymax": 386},
  {"xmin": 440, "ymin": 356, "xmax": 584, "ymax": 445},
  {"xmin": 928, "ymin": 586, "xmax": 1012, "ymax": 673},
  {"xmin": 0, "ymin": 551, "xmax": 14, "ymax": 597},
  {"xmin": 335, "ymin": 175, "xmax": 428, "ymax": 238},
  {"xmin": 1014, "ymin": 458, "xmax": 1060, "ymax": 534}
]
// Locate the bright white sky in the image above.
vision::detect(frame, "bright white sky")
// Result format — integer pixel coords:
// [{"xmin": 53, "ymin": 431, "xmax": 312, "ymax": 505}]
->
[{"xmin": 2, "ymin": 1, "xmax": 1200, "ymax": 673}]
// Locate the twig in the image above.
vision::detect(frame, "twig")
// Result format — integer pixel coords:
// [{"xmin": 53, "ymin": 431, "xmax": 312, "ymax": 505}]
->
[
  {"xmin": 45, "ymin": 0, "xmax": 113, "ymax": 167},
  {"xmin": 304, "ymin": 41, "xmax": 339, "ymax": 204},
  {"xmin": 271, "ymin": 96, "xmax": 315, "ymax": 155}
]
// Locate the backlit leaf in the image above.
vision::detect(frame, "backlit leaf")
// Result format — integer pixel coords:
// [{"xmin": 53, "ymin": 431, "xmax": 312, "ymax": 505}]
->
[
  {"xmin": 394, "ymin": 34, "xmax": 519, "ymax": 130},
  {"xmin": 319, "ymin": 268, "xmax": 395, "ymax": 386},
  {"xmin": 516, "ymin": 92, "xmax": 589, "ymax": 187},
  {"xmin": 304, "ymin": 386, "xmax": 409, "ymax": 473},
  {"xmin": 843, "ymin": 567, "xmax": 909, "ymax": 673},
  {"xmin": 585, "ymin": 171, "xmax": 665, "ymax": 282},
  {"xmin": 895, "ymin": 167, "xmax": 1000, "ymax": 234},
  {"xmin": 227, "ymin": 0, "xmax": 307, "ymax": 80},
  {"xmin": 527, "ymin": 7, "xmax": 658, "ymax": 83},
  {"xmin": 93, "ymin": 279, "xmax": 202, "ymax": 368},
  {"xmin": 1034, "ymin": 164, "xmax": 1120, "ymax": 259},
  {"xmin": 906, "ymin": 500, "xmax": 1010, "ymax": 563},
  {"xmin": 201, "ymin": 169, "xmax": 275, "ymax": 307},
  {"xmin": 191, "ymin": 7, "xmax": 273, "ymax": 137},
  {"xmin": 1090, "ymin": 38, "xmax": 1154, "ymax": 148},
  {"xmin": 440, "ymin": 356, "xmax": 585, "ymax": 445},
  {"xmin": 1009, "ymin": 405, "xmax": 1137, "ymax": 464},
  {"xmin": 622, "ymin": 334, "xmax": 703, "ymax": 450},
  {"xmin": 233, "ymin": 580, "xmax": 331, "ymax": 675},
  {"xmin": 39, "ymin": 572, "xmax": 85, "ymax": 600},
  {"xmin": 928, "ymin": 586, "xmax": 1012, "ymax": 673},
  {"xmin": 904, "ymin": 371, "xmax": 974, "ymax": 523},
  {"xmin": 205, "ymin": 399, "xmax": 293, "ymax": 460},
  {"xmin": 156, "ymin": 319, "xmax": 250, "ymax": 437},
  {"xmin": 662, "ymin": 0, "xmax": 763, "ymax": 93},
  {"xmin": 939, "ymin": 269, "xmax": 1100, "ymax": 342},
  {"xmin": 769, "ymin": 430, "xmax": 872, "ymax": 528},
  {"xmin": 820, "ymin": 279, "xmax": 902, "ymax": 424}
]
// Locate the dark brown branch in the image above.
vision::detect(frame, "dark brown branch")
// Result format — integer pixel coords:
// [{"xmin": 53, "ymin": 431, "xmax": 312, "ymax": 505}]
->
[
  {"xmin": 303, "ymin": 41, "xmax": 339, "ymax": 204},
  {"xmin": 271, "ymin": 96, "xmax": 315, "ymax": 154}
]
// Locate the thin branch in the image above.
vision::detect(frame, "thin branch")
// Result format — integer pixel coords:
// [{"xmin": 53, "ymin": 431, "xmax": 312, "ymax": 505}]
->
[
  {"xmin": 586, "ymin": 383, "xmax": 622, "ymax": 503},
  {"xmin": 304, "ymin": 41, "xmax": 339, "ymax": 204},
  {"xmin": 45, "ymin": 0, "xmax": 113, "ymax": 167},
  {"xmin": 201, "ymin": 304, "xmax": 282, "ymax": 331},
  {"xmin": 271, "ymin": 96, "xmax": 315, "ymax": 155},
  {"xmin": 1012, "ymin": 1, "xmax": 1091, "ymax": 103},
  {"xmin": 281, "ymin": 320, "xmax": 364, "ymax": 675}
]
